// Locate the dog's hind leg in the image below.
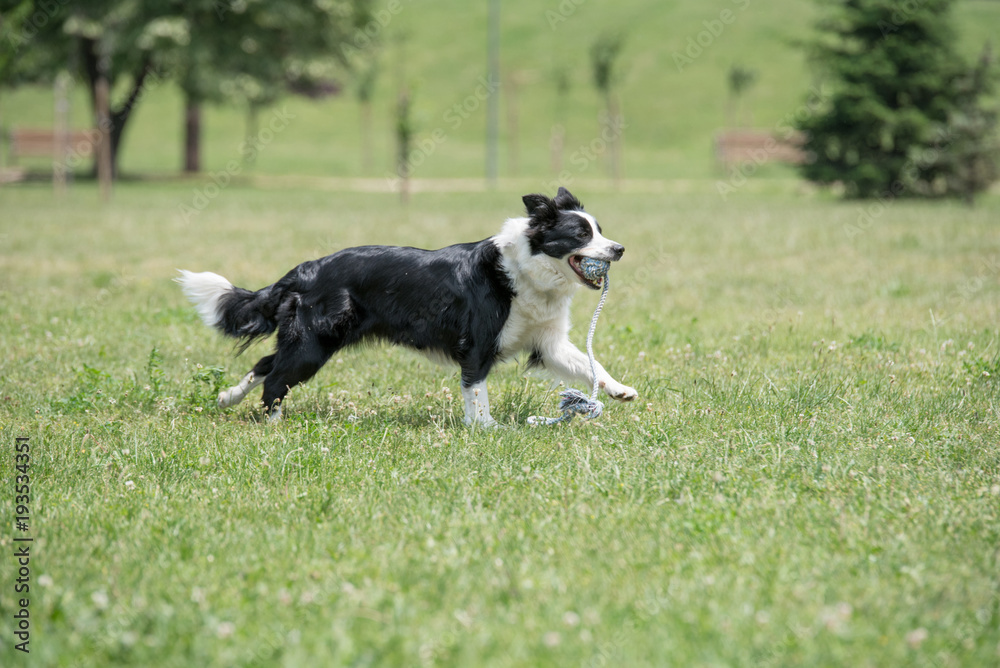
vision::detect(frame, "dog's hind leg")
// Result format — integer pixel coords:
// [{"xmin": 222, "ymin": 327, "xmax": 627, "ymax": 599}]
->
[
  {"xmin": 218, "ymin": 354, "xmax": 275, "ymax": 408},
  {"xmin": 260, "ymin": 339, "xmax": 332, "ymax": 421},
  {"xmin": 259, "ymin": 294, "xmax": 358, "ymax": 421}
]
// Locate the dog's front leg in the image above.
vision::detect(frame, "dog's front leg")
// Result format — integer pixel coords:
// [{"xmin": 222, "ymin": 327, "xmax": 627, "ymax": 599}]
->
[
  {"xmin": 461, "ymin": 380, "xmax": 498, "ymax": 427},
  {"xmin": 540, "ymin": 338, "xmax": 638, "ymax": 402}
]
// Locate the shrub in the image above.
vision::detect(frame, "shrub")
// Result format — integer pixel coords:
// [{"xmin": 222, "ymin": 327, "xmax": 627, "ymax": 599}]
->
[{"xmin": 797, "ymin": 0, "xmax": 998, "ymax": 202}]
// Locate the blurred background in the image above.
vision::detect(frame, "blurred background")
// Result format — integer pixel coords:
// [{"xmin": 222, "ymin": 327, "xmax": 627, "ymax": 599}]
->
[{"xmin": 0, "ymin": 0, "xmax": 996, "ymax": 196}]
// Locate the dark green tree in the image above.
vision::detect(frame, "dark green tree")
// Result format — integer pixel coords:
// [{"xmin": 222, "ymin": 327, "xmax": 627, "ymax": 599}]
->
[
  {"xmin": 0, "ymin": 0, "xmax": 368, "ymax": 178},
  {"xmin": 2, "ymin": 0, "xmax": 169, "ymax": 178},
  {"xmin": 921, "ymin": 45, "xmax": 999, "ymax": 204},
  {"xmin": 796, "ymin": 0, "xmax": 998, "ymax": 200},
  {"xmin": 179, "ymin": 0, "xmax": 362, "ymax": 172}
]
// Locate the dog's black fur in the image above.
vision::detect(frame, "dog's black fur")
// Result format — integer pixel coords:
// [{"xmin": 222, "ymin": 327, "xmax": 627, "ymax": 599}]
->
[{"xmin": 218, "ymin": 240, "xmax": 518, "ymax": 411}]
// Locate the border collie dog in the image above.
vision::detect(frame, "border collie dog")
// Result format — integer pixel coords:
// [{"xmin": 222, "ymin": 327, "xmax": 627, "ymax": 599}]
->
[{"xmin": 177, "ymin": 187, "xmax": 637, "ymax": 426}]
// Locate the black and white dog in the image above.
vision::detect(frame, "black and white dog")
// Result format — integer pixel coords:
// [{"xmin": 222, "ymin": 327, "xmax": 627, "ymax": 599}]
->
[{"xmin": 177, "ymin": 187, "xmax": 637, "ymax": 426}]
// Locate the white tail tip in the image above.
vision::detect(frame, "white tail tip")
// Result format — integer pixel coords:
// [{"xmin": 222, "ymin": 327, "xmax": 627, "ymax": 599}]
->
[{"xmin": 175, "ymin": 270, "xmax": 233, "ymax": 328}]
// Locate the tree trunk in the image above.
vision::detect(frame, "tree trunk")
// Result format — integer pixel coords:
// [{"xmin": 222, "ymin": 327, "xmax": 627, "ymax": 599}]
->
[
  {"xmin": 80, "ymin": 37, "xmax": 153, "ymax": 180},
  {"xmin": 95, "ymin": 74, "xmax": 113, "ymax": 201},
  {"xmin": 184, "ymin": 97, "xmax": 201, "ymax": 173}
]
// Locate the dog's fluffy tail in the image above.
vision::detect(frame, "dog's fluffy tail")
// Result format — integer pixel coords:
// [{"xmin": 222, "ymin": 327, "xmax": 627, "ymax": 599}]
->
[{"xmin": 176, "ymin": 270, "xmax": 278, "ymax": 352}]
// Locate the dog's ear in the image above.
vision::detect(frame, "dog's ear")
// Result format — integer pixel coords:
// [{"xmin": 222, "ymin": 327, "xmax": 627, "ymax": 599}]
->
[
  {"xmin": 523, "ymin": 193, "xmax": 557, "ymax": 225},
  {"xmin": 554, "ymin": 187, "xmax": 583, "ymax": 211}
]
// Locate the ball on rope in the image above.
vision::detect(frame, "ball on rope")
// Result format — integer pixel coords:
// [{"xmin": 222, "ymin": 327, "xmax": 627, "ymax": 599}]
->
[{"xmin": 578, "ymin": 257, "xmax": 611, "ymax": 282}]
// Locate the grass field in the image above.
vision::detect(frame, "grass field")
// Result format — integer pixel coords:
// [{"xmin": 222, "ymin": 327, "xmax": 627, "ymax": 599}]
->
[{"xmin": 1, "ymin": 181, "xmax": 999, "ymax": 666}]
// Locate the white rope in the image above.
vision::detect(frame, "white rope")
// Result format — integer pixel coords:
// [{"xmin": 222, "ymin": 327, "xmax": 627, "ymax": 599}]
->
[{"xmin": 528, "ymin": 262, "xmax": 610, "ymax": 426}]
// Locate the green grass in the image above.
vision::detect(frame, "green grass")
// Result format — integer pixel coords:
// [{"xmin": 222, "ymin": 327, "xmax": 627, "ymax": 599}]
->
[
  {"xmin": 1, "ymin": 182, "xmax": 999, "ymax": 666},
  {"xmin": 2, "ymin": 0, "xmax": 998, "ymax": 181}
]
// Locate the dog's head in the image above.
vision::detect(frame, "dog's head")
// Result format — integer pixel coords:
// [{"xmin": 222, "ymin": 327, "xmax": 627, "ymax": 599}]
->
[{"xmin": 521, "ymin": 187, "xmax": 624, "ymax": 290}]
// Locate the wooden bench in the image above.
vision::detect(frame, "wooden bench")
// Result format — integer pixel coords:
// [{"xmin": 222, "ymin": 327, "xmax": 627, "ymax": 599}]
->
[
  {"xmin": 714, "ymin": 129, "xmax": 806, "ymax": 170},
  {"xmin": 8, "ymin": 128, "xmax": 98, "ymax": 163}
]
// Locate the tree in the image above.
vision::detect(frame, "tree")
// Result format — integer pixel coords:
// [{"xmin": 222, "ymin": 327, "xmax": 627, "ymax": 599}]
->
[
  {"xmin": 175, "ymin": 0, "xmax": 359, "ymax": 173},
  {"xmin": 796, "ymin": 0, "xmax": 998, "ymax": 200},
  {"xmin": 0, "ymin": 0, "xmax": 368, "ymax": 178},
  {"xmin": 726, "ymin": 64, "xmax": 757, "ymax": 127},
  {"xmin": 0, "ymin": 2, "xmax": 33, "ymax": 85},
  {"xmin": 921, "ymin": 45, "xmax": 999, "ymax": 204},
  {"xmin": 0, "ymin": 1, "xmax": 178, "ymax": 178}
]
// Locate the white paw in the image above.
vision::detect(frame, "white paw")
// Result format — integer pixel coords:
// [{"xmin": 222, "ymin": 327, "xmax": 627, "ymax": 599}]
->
[
  {"xmin": 601, "ymin": 380, "xmax": 638, "ymax": 402},
  {"xmin": 464, "ymin": 416, "xmax": 499, "ymax": 429},
  {"xmin": 217, "ymin": 387, "xmax": 247, "ymax": 409},
  {"xmin": 217, "ymin": 390, "xmax": 236, "ymax": 409}
]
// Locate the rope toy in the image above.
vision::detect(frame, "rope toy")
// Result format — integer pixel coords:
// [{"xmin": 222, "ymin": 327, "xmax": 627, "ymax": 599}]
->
[{"xmin": 528, "ymin": 257, "xmax": 611, "ymax": 426}]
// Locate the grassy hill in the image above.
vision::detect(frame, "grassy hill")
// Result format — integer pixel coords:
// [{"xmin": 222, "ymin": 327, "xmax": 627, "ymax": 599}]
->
[{"xmin": 2, "ymin": 0, "xmax": 999, "ymax": 181}]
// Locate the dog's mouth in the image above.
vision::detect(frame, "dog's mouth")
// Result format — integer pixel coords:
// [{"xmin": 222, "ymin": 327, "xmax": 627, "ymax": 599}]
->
[{"xmin": 568, "ymin": 255, "xmax": 605, "ymax": 290}]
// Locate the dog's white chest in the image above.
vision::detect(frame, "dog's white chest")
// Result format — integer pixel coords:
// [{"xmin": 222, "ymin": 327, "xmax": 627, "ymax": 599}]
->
[{"xmin": 497, "ymin": 289, "xmax": 570, "ymax": 359}]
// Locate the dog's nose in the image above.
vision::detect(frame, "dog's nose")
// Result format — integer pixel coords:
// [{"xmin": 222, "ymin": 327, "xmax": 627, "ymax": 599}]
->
[{"xmin": 610, "ymin": 243, "xmax": 625, "ymax": 260}]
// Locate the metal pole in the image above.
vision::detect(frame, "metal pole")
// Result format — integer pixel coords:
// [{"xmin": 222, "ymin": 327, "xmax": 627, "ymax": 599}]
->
[{"xmin": 486, "ymin": 0, "xmax": 499, "ymax": 188}]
